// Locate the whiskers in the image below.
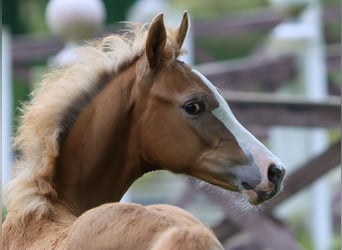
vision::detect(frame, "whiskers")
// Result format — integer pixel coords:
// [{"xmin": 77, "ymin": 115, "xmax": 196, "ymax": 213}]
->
[
  {"xmin": 188, "ymin": 177, "xmax": 262, "ymax": 215},
  {"xmin": 232, "ymin": 193, "xmax": 263, "ymax": 215}
]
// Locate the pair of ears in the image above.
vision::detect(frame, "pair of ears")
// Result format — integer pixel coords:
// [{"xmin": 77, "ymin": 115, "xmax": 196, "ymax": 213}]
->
[{"xmin": 145, "ymin": 11, "xmax": 190, "ymax": 69}]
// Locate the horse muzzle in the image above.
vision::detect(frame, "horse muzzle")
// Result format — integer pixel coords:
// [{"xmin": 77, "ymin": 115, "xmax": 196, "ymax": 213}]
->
[{"xmin": 241, "ymin": 162, "xmax": 286, "ymax": 205}]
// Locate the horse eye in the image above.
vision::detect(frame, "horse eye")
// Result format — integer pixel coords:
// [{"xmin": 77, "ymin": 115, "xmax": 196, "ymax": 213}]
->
[{"xmin": 183, "ymin": 101, "xmax": 205, "ymax": 116}]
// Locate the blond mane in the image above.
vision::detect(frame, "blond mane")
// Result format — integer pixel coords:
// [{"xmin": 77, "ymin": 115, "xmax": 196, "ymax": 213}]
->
[{"xmin": 6, "ymin": 22, "xmax": 184, "ymax": 226}]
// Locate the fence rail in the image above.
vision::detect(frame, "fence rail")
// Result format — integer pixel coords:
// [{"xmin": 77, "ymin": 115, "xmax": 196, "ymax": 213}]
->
[{"xmin": 226, "ymin": 92, "xmax": 341, "ymax": 128}]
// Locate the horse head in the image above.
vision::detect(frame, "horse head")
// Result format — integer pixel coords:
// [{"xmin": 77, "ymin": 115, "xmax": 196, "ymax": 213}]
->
[{"xmin": 134, "ymin": 12, "xmax": 285, "ymax": 205}]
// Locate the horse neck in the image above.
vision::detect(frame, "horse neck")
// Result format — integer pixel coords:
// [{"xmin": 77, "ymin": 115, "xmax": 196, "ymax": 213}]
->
[{"xmin": 54, "ymin": 63, "xmax": 143, "ymax": 215}]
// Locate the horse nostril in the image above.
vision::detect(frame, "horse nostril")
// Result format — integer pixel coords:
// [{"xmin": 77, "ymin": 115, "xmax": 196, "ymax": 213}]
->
[
  {"xmin": 267, "ymin": 164, "xmax": 284, "ymax": 185},
  {"xmin": 242, "ymin": 182, "xmax": 253, "ymax": 190}
]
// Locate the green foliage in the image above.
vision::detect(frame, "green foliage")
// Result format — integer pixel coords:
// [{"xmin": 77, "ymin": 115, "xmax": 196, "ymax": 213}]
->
[
  {"xmin": 332, "ymin": 234, "xmax": 342, "ymax": 250},
  {"xmin": 12, "ymin": 78, "xmax": 31, "ymax": 130},
  {"xmin": 172, "ymin": 0, "xmax": 268, "ymax": 18},
  {"xmin": 3, "ymin": 0, "xmax": 137, "ymax": 34},
  {"xmin": 3, "ymin": 0, "xmax": 27, "ymax": 33},
  {"xmin": 288, "ymin": 212, "xmax": 313, "ymax": 249},
  {"xmin": 325, "ymin": 22, "xmax": 341, "ymax": 44},
  {"xmin": 329, "ymin": 72, "xmax": 341, "ymax": 88},
  {"xmin": 196, "ymin": 31, "xmax": 267, "ymax": 62},
  {"xmin": 2, "ymin": 206, "xmax": 7, "ymax": 222},
  {"xmin": 172, "ymin": 0, "xmax": 340, "ymax": 18},
  {"xmin": 323, "ymin": 0, "xmax": 342, "ymax": 5},
  {"xmin": 288, "ymin": 211, "xmax": 341, "ymax": 250},
  {"xmin": 102, "ymin": 0, "xmax": 136, "ymax": 24}
]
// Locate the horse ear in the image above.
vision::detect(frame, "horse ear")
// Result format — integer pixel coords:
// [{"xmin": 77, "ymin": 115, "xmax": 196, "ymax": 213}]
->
[
  {"xmin": 145, "ymin": 13, "xmax": 167, "ymax": 69},
  {"xmin": 177, "ymin": 11, "xmax": 190, "ymax": 49}
]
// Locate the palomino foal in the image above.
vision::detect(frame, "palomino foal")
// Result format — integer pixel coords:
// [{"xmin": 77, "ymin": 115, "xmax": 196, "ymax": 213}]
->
[{"xmin": 3, "ymin": 12, "xmax": 285, "ymax": 249}]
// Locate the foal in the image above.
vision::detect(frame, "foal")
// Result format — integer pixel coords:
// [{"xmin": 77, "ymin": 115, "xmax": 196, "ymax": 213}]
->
[{"xmin": 3, "ymin": 12, "xmax": 285, "ymax": 249}]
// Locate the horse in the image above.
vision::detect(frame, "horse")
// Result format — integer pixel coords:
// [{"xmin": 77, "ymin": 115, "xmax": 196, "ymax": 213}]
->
[{"xmin": 3, "ymin": 12, "xmax": 285, "ymax": 249}]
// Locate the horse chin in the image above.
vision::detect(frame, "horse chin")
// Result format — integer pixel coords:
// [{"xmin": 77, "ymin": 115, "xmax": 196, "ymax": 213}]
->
[
  {"xmin": 242, "ymin": 189, "xmax": 262, "ymax": 205},
  {"xmin": 242, "ymin": 188, "xmax": 278, "ymax": 205}
]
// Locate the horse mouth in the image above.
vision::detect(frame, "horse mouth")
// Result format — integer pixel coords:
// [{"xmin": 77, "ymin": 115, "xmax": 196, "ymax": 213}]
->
[{"xmin": 242, "ymin": 186, "xmax": 280, "ymax": 205}]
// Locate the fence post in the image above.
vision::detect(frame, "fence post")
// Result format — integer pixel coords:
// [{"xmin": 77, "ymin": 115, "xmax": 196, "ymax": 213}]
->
[
  {"xmin": 300, "ymin": 1, "xmax": 332, "ymax": 249},
  {"xmin": 268, "ymin": 0, "xmax": 333, "ymax": 249},
  {"xmin": 2, "ymin": 28, "xmax": 13, "ymax": 201}
]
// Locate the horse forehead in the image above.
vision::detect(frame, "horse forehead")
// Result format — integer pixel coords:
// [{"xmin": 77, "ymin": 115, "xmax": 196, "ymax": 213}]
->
[
  {"xmin": 167, "ymin": 63, "xmax": 215, "ymax": 94},
  {"xmin": 191, "ymin": 69, "xmax": 226, "ymax": 106},
  {"xmin": 190, "ymin": 69, "xmax": 240, "ymax": 131}
]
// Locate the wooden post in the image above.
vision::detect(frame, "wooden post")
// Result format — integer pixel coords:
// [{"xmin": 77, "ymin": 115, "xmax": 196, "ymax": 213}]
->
[{"xmin": 2, "ymin": 28, "xmax": 13, "ymax": 197}]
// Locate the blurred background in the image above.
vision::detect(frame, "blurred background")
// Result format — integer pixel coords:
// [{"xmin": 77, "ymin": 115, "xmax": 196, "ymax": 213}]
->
[{"xmin": 2, "ymin": 0, "xmax": 341, "ymax": 249}]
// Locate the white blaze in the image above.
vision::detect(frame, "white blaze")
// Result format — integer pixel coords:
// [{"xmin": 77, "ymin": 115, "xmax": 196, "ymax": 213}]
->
[{"xmin": 192, "ymin": 69, "xmax": 279, "ymax": 163}]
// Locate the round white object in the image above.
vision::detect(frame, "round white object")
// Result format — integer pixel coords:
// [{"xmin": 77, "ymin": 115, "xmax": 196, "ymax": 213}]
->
[{"xmin": 46, "ymin": 0, "xmax": 105, "ymax": 41}]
